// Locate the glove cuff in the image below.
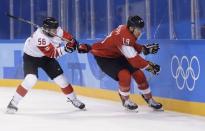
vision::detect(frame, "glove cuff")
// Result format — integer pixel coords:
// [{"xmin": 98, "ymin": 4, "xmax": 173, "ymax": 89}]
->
[
  {"xmin": 142, "ymin": 46, "xmax": 150, "ymax": 55},
  {"xmin": 64, "ymin": 46, "xmax": 74, "ymax": 53}
]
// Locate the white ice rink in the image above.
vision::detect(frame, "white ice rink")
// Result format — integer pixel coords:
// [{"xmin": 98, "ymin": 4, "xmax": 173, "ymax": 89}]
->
[{"xmin": 0, "ymin": 87, "xmax": 205, "ymax": 131}]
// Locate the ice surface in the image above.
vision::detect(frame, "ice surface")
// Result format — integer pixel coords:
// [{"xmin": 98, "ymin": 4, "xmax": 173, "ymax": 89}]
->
[{"xmin": 0, "ymin": 87, "xmax": 205, "ymax": 131}]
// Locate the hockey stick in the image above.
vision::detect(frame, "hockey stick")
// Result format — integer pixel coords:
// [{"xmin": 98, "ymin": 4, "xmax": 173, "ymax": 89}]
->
[{"xmin": 6, "ymin": 13, "xmax": 72, "ymax": 43}]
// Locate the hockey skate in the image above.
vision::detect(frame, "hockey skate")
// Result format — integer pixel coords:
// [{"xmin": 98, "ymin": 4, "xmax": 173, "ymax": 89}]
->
[
  {"xmin": 67, "ymin": 98, "xmax": 85, "ymax": 110},
  {"xmin": 142, "ymin": 95, "xmax": 163, "ymax": 111},
  {"xmin": 6, "ymin": 99, "xmax": 18, "ymax": 114},
  {"xmin": 119, "ymin": 93, "xmax": 138, "ymax": 111},
  {"xmin": 123, "ymin": 99, "xmax": 138, "ymax": 111}
]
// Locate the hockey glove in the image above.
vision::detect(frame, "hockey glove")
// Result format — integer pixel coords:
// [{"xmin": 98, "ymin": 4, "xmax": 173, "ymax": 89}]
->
[
  {"xmin": 64, "ymin": 39, "xmax": 78, "ymax": 53},
  {"xmin": 77, "ymin": 44, "xmax": 92, "ymax": 53},
  {"xmin": 142, "ymin": 43, "xmax": 160, "ymax": 55},
  {"xmin": 145, "ymin": 62, "xmax": 160, "ymax": 75}
]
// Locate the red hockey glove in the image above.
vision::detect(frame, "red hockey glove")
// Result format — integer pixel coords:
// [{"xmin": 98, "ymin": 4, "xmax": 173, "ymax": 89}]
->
[
  {"xmin": 142, "ymin": 43, "xmax": 160, "ymax": 55},
  {"xmin": 145, "ymin": 61, "xmax": 160, "ymax": 75},
  {"xmin": 64, "ymin": 39, "xmax": 78, "ymax": 53},
  {"xmin": 77, "ymin": 44, "xmax": 92, "ymax": 53}
]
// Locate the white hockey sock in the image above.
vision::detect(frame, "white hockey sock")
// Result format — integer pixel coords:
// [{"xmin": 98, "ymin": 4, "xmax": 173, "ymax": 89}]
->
[
  {"xmin": 12, "ymin": 92, "xmax": 23, "ymax": 106},
  {"xmin": 140, "ymin": 88, "xmax": 151, "ymax": 94},
  {"xmin": 66, "ymin": 92, "xmax": 76, "ymax": 100}
]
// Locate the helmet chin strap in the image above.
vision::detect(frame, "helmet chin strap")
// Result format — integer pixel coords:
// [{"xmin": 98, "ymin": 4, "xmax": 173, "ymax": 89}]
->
[
  {"xmin": 137, "ymin": 32, "xmax": 143, "ymax": 40},
  {"xmin": 133, "ymin": 27, "xmax": 144, "ymax": 40}
]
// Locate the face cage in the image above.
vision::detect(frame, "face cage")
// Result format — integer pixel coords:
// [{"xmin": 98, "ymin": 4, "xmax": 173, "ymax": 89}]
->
[
  {"xmin": 132, "ymin": 27, "xmax": 145, "ymax": 40},
  {"xmin": 133, "ymin": 27, "xmax": 143, "ymax": 33},
  {"xmin": 43, "ymin": 28, "xmax": 57, "ymax": 37}
]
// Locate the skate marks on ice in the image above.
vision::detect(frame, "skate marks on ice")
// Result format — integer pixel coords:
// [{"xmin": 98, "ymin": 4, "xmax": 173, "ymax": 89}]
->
[{"xmin": 0, "ymin": 87, "xmax": 205, "ymax": 131}]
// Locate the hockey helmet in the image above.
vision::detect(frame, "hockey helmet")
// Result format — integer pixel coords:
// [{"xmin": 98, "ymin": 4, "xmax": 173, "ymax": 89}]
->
[
  {"xmin": 43, "ymin": 17, "xmax": 58, "ymax": 29},
  {"xmin": 127, "ymin": 15, "xmax": 144, "ymax": 28}
]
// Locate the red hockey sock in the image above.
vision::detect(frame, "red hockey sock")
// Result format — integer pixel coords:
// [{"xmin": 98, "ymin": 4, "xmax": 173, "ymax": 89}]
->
[
  {"xmin": 61, "ymin": 84, "xmax": 74, "ymax": 95},
  {"xmin": 16, "ymin": 85, "xmax": 28, "ymax": 97}
]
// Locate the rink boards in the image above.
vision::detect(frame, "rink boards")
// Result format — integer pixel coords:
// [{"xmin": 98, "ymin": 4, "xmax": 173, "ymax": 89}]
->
[{"xmin": 0, "ymin": 39, "xmax": 205, "ymax": 116}]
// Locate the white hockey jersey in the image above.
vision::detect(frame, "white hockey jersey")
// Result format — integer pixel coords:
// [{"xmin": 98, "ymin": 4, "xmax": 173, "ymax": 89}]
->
[{"xmin": 23, "ymin": 27, "xmax": 73, "ymax": 58}]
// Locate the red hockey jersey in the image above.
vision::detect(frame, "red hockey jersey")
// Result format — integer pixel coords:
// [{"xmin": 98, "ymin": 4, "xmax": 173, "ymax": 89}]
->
[{"xmin": 91, "ymin": 25, "xmax": 149, "ymax": 69}]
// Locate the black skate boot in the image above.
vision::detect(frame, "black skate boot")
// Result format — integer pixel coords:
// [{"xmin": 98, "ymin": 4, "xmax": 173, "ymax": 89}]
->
[
  {"xmin": 142, "ymin": 95, "xmax": 163, "ymax": 110},
  {"xmin": 67, "ymin": 98, "xmax": 85, "ymax": 110},
  {"xmin": 6, "ymin": 99, "xmax": 18, "ymax": 114},
  {"xmin": 119, "ymin": 93, "xmax": 138, "ymax": 110},
  {"xmin": 123, "ymin": 99, "xmax": 138, "ymax": 110}
]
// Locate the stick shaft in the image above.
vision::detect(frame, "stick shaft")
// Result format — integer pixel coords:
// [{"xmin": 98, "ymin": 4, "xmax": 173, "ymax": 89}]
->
[{"xmin": 6, "ymin": 13, "xmax": 72, "ymax": 43}]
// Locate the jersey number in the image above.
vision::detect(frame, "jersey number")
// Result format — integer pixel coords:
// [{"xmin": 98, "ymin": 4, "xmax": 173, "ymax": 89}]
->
[
  {"xmin": 123, "ymin": 38, "xmax": 130, "ymax": 45},
  {"xmin": 38, "ymin": 38, "xmax": 46, "ymax": 45}
]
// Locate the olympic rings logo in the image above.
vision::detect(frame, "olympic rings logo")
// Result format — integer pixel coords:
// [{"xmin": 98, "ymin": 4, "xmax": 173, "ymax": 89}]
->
[{"xmin": 171, "ymin": 55, "xmax": 200, "ymax": 91}]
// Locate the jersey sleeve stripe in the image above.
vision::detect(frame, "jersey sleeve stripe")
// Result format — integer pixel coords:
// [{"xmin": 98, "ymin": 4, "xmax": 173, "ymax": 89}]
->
[{"xmin": 119, "ymin": 45, "xmax": 138, "ymax": 58}]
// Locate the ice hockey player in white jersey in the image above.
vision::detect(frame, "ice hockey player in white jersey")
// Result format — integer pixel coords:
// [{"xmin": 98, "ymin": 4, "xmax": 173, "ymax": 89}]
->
[{"xmin": 7, "ymin": 17, "xmax": 85, "ymax": 114}]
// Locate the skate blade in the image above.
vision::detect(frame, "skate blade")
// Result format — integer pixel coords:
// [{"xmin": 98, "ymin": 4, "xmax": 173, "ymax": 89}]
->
[
  {"xmin": 124, "ymin": 107, "xmax": 139, "ymax": 113},
  {"xmin": 6, "ymin": 108, "xmax": 17, "ymax": 114},
  {"xmin": 79, "ymin": 108, "xmax": 87, "ymax": 111},
  {"xmin": 153, "ymin": 108, "xmax": 164, "ymax": 112}
]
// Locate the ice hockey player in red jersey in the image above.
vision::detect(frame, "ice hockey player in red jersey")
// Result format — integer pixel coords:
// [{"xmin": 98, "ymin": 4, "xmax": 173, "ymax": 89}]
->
[
  {"xmin": 7, "ymin": 17, "xmax": 85, "ymax": 114},
  {"xmin": 78, "ymin": 15, "xmax": 162, "ymax": 111}
]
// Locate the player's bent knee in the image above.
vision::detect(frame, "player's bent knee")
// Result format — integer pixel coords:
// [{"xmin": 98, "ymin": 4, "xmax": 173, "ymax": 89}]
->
[
  {"xmin": 138, "ymin": 82, "xmax": 149, "ymax": 89},
  {"xmin": 132, "ymin": 70, "xmax": 148, "ymax": 85},
  {"xmin": 21, "ymin": 74, "xmax": 37, "ymax": 90},
  {"xmin": 53, "ymin": 74, "xmax": 69, "ymax": 88},
  {"xmin": 118, "ymin": 69, "xmax": 131, "ymax": 87}
]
